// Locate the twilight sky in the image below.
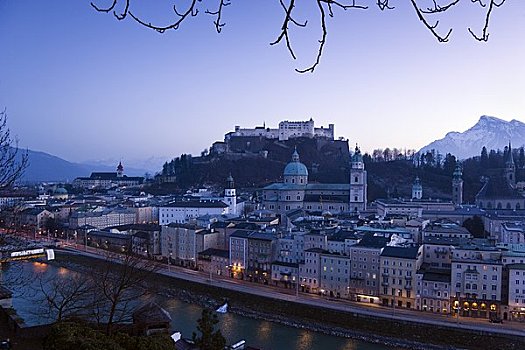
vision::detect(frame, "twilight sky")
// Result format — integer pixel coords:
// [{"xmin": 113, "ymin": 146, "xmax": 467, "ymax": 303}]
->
[{"xmin": 0, "ymin": 0, "xmax": 524, "ymax": 168}]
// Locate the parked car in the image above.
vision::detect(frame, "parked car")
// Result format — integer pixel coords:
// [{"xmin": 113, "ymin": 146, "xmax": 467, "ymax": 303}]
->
[{"xmin": 489, "ymin": 317, "xmax": 503, "ymax": 324}]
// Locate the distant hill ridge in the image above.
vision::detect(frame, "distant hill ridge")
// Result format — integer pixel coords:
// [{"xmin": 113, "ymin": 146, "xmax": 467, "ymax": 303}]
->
[{"xmin": 17, "ymin": 149, "xmax": 149, "ymax": 183}]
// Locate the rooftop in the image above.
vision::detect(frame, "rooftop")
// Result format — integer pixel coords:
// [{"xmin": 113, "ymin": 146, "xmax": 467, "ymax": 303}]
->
[{"xmin": 381, "ymin": 246, "xmax": 420, "ymax": 259}]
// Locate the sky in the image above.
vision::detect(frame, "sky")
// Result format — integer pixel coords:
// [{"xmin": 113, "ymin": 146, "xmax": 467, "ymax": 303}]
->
[{"xmin": 0, "ymin": 0, "xmax": 524, "ymax": 168}]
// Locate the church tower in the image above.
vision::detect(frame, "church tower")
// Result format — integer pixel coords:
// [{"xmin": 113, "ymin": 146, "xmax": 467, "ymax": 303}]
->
[
  {"xmin": 452, "ymin": 163, "xmax": 464, "ymax": 205},
  {"xmin": 412, "ymin": 177, "xmax": 423, "ymax": 200},
  {"xmin": 224, "ymin": 174, "xmax": 237, "ymax": 215},
  {"xmin": 117, "ymin": 161, "xmax": 124, "ymax": 178},
  {"xmin": 349, "ymin": 145, "xmax": 367, "ymax": 212},
  {"xmin": 505, "ymin": 142, "xmax": 516, "ymax": 188}
]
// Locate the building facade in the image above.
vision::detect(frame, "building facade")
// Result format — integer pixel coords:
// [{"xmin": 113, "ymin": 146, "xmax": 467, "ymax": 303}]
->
[{"xmin": 262, "ymin": 147, "xmax": 367, "ymax": 215}]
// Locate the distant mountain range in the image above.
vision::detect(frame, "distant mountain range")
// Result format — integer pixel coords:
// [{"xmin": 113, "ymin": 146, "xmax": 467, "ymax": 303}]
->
[
  {"xmin": 17, "ymin": 149, "xmax": 153, "ymax": 183},
  {"xmin": 420, "ymin": 116, "xmax": 525, "ymax": 159},
  {"xmin": 17, "ymin": 115, "xmax": 525, "ymax": 183}
]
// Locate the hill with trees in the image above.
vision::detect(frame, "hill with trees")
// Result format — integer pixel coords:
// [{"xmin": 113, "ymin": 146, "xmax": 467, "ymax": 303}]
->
[{"xmin": 149, "ymin": 139, "xmax": 525, "ymax": 204}]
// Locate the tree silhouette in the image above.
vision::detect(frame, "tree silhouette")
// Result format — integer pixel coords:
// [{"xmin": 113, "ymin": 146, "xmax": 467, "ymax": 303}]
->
[
  {"xmin": 90, "ymin": 0, "xmax": 508, "ymax": 73},
  {"xmin": 192, "ymin": 308, "xmax": 226, "ymax": 350},
  {"xmin": 0, "ymin": 109, "xmax": 28, "ymax": 189}
]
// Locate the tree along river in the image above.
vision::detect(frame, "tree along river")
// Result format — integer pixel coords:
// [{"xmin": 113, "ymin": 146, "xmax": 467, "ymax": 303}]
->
[{"xmin": 3, "ymin": 261, "xmax": 402, "ymax": 350}]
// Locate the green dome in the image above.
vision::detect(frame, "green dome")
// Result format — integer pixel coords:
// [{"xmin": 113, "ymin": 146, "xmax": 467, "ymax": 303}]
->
[
  {"xmin": 54, "ymin": 187, "xmax": 68, "ymax": 194},
  {"xmin": 284, "ymin": 149, "xmax": 308, "ymax": 176}
]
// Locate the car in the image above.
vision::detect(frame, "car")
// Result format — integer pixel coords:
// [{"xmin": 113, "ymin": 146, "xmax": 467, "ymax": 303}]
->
[{"xmin": 489, "ymin": 317, "xmax": 503, "ymax": 324}]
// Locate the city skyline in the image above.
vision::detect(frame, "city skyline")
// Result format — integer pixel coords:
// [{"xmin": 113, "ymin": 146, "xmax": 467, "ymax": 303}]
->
[{"xmin": 1, "ymin": 1, "xmax": 524, "ymax": 163}]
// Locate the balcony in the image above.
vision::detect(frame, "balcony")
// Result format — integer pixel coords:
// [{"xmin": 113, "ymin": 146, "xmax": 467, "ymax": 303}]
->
[
  {"xmin": 404, "ymin": 284, "xmax": 412, "ymax": 290},
  {"xmin": 382, "ymin": 272, "xmax": 389, "ymax": 277},
  {"xmin": 381, "ymin": 281, "xmax": 389, "ymax": 286}
]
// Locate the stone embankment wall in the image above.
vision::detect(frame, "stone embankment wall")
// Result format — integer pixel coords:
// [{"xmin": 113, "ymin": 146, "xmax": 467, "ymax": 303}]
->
[{"xmin": 56, "ymin": 253, "xmax": 525, "ymax": 350}]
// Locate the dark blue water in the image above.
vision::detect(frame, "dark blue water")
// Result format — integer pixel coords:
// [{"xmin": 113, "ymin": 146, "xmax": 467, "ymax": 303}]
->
[{"xmin": 3, "ymin": 262, "xmax": 397, "ymax": 350}]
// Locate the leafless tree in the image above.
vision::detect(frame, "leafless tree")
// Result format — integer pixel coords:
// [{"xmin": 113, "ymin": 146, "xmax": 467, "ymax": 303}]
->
[
  {"xmin": 90, "ymin": 0, "xmax": 507, "ymax": 72},
  {"xmin": 34, "ymin": 272, "xmax": 92, "ymax": 322},
  {"xmin": 0, "ymin": 109, "xmax": 28, "ymax": 188},
  {"xmin": 87, "ymin": 249, "xmax": 160, "ymax": 335}
]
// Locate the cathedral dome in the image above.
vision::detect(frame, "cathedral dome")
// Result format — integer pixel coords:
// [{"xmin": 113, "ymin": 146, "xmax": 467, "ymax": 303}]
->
[
  {"xmin": 284, "ymin": 162, "xmax": 308, "ymax": 177},
  {"xmin": 284, "ymin": 149, "xmax": 308, "ymax": 177}
]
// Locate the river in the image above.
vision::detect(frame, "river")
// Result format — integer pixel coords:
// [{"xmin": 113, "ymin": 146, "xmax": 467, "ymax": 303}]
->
[{"xmin": 2, "ymin": 261, "xmax": 399, "ymax": 350}]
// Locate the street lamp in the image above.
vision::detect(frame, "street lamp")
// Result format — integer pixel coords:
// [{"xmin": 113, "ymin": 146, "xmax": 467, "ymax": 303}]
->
[{"xmin": 168, "ymin": 251, "xmax": 172, "ymax": 273}]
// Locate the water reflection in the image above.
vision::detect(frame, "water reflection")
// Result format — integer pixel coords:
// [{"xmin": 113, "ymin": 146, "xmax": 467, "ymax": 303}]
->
[
  {"xmin": 32, "ymin": 261, "xmax": 48, "ymax": 272},
  {"xmin": 3, "ymin": 262, "xmax": 396, "ymax": 350},
  {"xmin": 296, "ymin": 330, "xmax": 314, "ymax": 350},
  {"xmin": 255, "ymin": 320, "xmax": 272, "ymax": 343}
]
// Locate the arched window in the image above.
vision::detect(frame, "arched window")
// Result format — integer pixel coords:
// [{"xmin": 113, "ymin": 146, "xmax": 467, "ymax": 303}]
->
[
  {"xmin": 487, "ymin": 202, "xmax": 492, "ymax": 209},
  {"xmin": 516, "ymin": 203, "xmax": 521, "ymax": 210},
  {"xmin": 506, "ymin": 203, "xmax": 511, "ymax": 210},
  {"xmin": 497, "ymin": 203, "xmax": 502, "ymax": 209}
]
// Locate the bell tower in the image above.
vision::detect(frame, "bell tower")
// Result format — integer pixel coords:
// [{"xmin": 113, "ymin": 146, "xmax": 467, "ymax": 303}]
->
[{"xmin": 452, "ymin": 163, "xmax": 463, "ymax": 205}]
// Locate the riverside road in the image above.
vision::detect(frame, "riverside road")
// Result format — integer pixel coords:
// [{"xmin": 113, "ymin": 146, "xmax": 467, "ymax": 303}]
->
[{"xmin": 58, "ymin": 244, "xmax": 524, "ymax": 338}]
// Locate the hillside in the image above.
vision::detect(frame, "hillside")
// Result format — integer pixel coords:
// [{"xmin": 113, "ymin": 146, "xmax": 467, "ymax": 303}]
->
[
  {"xmin": 152, "ymin": 137, "xmax": 487, "ymax": 202},
  {"xmin": 153, "ymin": 137, "xmax": 351, "ymax": 191},
  {"xmin": 17, "ymin": 149, "xmax": 149, "ymax": 183}
]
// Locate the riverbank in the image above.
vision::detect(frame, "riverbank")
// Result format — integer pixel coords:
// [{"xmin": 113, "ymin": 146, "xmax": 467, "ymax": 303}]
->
[{"xmin": 52, "ymin": 251, "xmax": 525, "ymax": 350}]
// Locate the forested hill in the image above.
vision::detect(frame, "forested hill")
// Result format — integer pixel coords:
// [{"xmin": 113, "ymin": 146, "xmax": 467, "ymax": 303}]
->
[
  {"xmin": 153, "ymin": 137, "xmax": 352, "ymax": 192},
  {"xmin": 152, "ymin": 138, "xmax": 522, "ymax": 204}
]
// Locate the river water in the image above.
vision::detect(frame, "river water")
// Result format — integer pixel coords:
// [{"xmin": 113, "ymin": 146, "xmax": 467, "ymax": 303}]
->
[{"xmin": 2, "ymin": 261, "xmax": 398, "ymax": 350}]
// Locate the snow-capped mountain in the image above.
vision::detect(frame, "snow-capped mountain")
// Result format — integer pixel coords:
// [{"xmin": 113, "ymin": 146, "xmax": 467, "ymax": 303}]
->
[{"xmin": 419, "ymin": 116, "xmax": 525, "ymax": 159}]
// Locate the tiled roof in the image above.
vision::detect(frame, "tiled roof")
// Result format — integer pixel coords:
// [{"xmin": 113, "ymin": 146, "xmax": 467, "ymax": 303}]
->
[{"xmin": 381, "ymin": 246, "xmax": 420, "ymax": 259}]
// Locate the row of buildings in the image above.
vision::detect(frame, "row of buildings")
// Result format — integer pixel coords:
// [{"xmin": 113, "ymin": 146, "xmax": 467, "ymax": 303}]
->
[
  {"xmin": 72, "ymin": 215, "xmax": 525, "ymax": 323},
  {"xmin": 3, "ymin": 130, "xmax": 525, "ymax": 324}
]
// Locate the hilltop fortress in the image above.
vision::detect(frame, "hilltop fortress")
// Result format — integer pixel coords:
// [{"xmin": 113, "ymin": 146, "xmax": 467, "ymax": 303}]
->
[
  {"xmin": 226, "ymin": 119, "xmax": 334, "ymax": 141},
  {"xmin": 211, "ymin": 119, "xmax": 336, "ymax": 156}
]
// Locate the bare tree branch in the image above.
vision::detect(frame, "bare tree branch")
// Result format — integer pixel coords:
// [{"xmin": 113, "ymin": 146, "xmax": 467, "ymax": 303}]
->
[
  {"xmin": 420, "ymin": 0, "xmax": 460, "ymax": 14},
  {"xmin": 409, "ymin": 0, "xmax": 453, "ymax": 42},
  {"xmin": 270, "ymin": 0, "xmax": 307, "ymax": 61},
  {"xmin": 468, "ymin": 0, "xmax": 506, "ymax": 41},
  {"xmin": 205, "ymin": 0, "xmax": 231, "ymax": 33},
  {"xmin": 90, "ymin": 0, "xmax": 118, "ymax": 13},
  {"xmin": 376, "ymin": 0, "xmax": 395, "ymax": 10},
  {"xmin": 0, "ymin": 109, "xmax": 29, "ymax": 189},
  {"xmin": 90, "ymin": 0, "xmax": 508, "ymax": 73}
]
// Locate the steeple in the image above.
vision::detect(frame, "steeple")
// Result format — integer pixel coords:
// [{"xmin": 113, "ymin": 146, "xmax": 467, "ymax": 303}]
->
[
  {"xmin": 224, "ymin": 173, "xmax": 237, "ymax": 215},
  {"xmin": 505, "ymin": 141, "xmax": 516, "ymax": 187},
  {"xmin": 117, "ymin": 161, "xmax": 124, "ymax": 177},
  {"xmin": 351, "ymin": 144, "xmax": 364, "ymax": 169},
  {"xmin": 291, "ymin": 146, "xmax": 300, "ymax": 162},
  {"xmin": 349, "ymin": 143, "xmax": 367, "ymax": 212},
  {"xmin": 506, "ymin": 141, "xmax": 515, "ymax": 166},
  {"xmin": 226, "ymin": 173, "xmax": 235, "ymax": 189},
  {"xmin": 412, "ymin": 176, "xmax": 422, "ymax": 200},
  {"xmin": 452, "ymin": 163, "xmax": 463, "ymax": 205}
]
